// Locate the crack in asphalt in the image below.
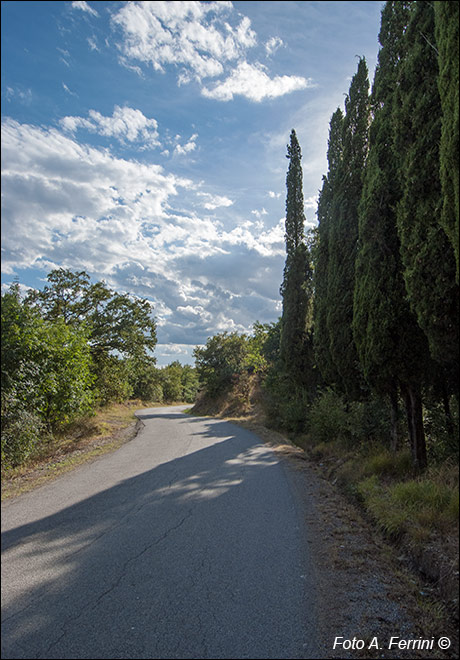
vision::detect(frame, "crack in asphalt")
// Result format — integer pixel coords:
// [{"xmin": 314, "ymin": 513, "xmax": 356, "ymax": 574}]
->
[{"xmin": 40, "ymin": 509, "xmax": 193, "ymax": 659}]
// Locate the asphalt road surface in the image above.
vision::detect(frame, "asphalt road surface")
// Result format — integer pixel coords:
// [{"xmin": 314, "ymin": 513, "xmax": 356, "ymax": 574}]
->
[{"xmin": 2, "ymin": 406, "xmax": 319, "ymax": 659}]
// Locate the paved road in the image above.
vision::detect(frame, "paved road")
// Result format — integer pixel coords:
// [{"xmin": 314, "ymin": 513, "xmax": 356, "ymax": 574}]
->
[{"xmin": 2, "ymin": 407, "xmax": 319, "ymax": 659}]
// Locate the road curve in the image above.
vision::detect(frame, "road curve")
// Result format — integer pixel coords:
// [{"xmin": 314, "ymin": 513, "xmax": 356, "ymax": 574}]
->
[{"xmin": 1, "ymin": 406, "xmax": 319, "ymax": 659}]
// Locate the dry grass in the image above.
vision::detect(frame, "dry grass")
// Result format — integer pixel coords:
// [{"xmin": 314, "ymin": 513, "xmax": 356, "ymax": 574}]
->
[{"xmin": 1, "ymin": 400, "xmax": 161, "ymax": 500}]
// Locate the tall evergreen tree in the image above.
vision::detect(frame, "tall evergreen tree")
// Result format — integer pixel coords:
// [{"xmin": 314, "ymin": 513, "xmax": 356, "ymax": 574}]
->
[
  {"xmin": 279, "ymin": 130, "xmax": 314, "ymax": 393},
  {"xmin": 395, "ymin": 1, "xmax": 459, "ymax": 375},
  {"xmin": 325, "ymin": 57, "xmax": 370, "ymax": 400},
  {"xmin": 353, "ymin": 1, "xmax": 430, "ymax": 467},
  {"xmin": 314, "ymin": 108, "xmax": 344, "ymax": 387},
  {"xmin": 434, "ymin": 0, "xmax": 459, "ymax": 281}
]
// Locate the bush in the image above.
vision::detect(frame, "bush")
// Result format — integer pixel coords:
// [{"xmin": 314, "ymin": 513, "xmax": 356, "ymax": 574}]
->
[
  {"xmin": 93, "ymin": 357, "xmax": 133, "ymax": 405},
  {"xmin": 307, "ymin": 388, "xmax": 351, "ymax": 443},
  {"xmin": 1, "ymin": 391, "xmax": 46, "ymax": 469},
  {"xmin": 194, "ymin": 332, "xmax": 248, "ymax": 398},
  {"xmin": 129, "ymin": 361, "xmax": 164, "ymax": 402}
]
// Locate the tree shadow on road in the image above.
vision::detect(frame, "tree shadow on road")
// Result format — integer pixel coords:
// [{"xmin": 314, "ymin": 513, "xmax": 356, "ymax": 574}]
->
[{"xmin": 2, "ymin": 416, "xmax": 316, "ymax": 660}]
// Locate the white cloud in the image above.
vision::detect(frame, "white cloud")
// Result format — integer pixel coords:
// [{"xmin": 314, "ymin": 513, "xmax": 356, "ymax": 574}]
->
[
  {"xmin": 87, "ymin": 36, "xmax": 99, "ymax": 51},
  {"xmin": 2, "ymin": 113, "xmax": 287, "ymax": 353},
  {"xmin": 60, "ymin": 106, "xmax": 161, "ymax": 148},
  {"xmin": 1, "ymin": 118, "xmax": 283, "ymax": 346},
  {"xmin": 71, "ymin": 1, "xmax": 99, "ymax": 17},
  {"xmin": 251, "ymin": 208, "xmax": 268, "ymax": 219},
  {"xmin": 62, "ymin": 83, "xmax": 78, "ymax": 97},
  {"xmin": 197, "ymin": 192, "xmax": 234, "ymax": 210},
  {"xmin": 304, "ymin": 194, "xmax": 318, "ymax": 209},
  {"xmin": 174, "ymin": 133, "xmax": 198, "ymax": 156},
  {"xmin": 111, "ymin": 1, "xmax": 256, "ymax": 81},
  {"xmin": 5, "ymin": 86, "xmax": 33, "ymax": 105},
  {"xmin": 111, "ymin": 2, "xmax": 316, "ymax": 104},
  {"xmin": 201, "ymin": 62, "xmax": 314, "ymax": 102},
  {"xmin": 265, "ymin": 36, "xmax": 283, "ymax": 57}
]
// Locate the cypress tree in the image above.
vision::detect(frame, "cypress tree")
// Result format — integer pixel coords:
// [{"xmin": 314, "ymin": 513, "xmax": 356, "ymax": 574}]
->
[
  {"xmin": 395, "ymin": 1, "xmax": 459, "ymax": 375},
  {"xmin": 353, "ymin": 1, "xmax": 430, "ymax": 467},
  {"xmin": 434, "ymin": 0, "xmax": 459, "ymax": 281},
  {"xmin": 314, "ymin": 108, "xmax": 344, "ymax": 387},
  {"xmin": 279, "ymin": 130, "xmax": 314, "ymax": 394},
  {"xmin": 325, "ymin": 57, "xmax": 370, "ymax": 400}
]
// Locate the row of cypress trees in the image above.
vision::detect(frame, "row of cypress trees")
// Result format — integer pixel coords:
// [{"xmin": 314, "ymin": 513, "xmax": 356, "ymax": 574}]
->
[{"xmin": 279, "ymin": 1, "xmax": 458, "ymax": 470}]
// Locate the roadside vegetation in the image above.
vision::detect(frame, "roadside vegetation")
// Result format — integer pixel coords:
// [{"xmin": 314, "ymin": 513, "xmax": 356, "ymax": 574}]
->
[{"xmin": 1, "ymin": 270, "xmax": 199, "ymax": 474}]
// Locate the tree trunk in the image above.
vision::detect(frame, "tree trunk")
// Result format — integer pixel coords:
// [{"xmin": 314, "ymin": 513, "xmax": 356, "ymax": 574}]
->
[
  {"xmin": 401, "ymin": 383, "xmax": 427, "ymax": 470},
  {"xmin": 441, "ymin": 381, "xmax": 456, "ymax": 443}
]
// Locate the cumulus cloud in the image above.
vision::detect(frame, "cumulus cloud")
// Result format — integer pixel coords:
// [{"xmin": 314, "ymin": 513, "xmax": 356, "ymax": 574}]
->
[
  {"xmin": 1, "ymin": 118, "xmax": 283, "ymax": 348},
  {"xmin": 111, "ymin": 1, "xmax": 314, "ymax": 103},
  {"xmin": 197, "ymin": 192, "xmax": 234, "ymax": 210},
  {"xmin": 60, "ymin": 106, "xmax": 160, "ymax": 148},
  {"xmin": 304, "ymin": 194, "xmax": 319, "ymax": 209},
  {"xmin": 201, "ymin": 62, "xmax": 314, "ymax": 102},
  {"xmin": 265, "ymin": 36, "xmax": 283, "ymax": 57},
  {"xmin": 112, "ymin": 1, "xmax": 256, "ymax": 81},
  {"xmin": 174, "ymin": 133, "xmax": 198, "ymax": 156}
]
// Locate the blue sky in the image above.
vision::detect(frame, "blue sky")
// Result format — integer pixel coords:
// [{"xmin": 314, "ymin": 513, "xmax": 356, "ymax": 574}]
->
[{"xmin": 1, "ymin": 0, "xmax": 384, "ymax": 366}]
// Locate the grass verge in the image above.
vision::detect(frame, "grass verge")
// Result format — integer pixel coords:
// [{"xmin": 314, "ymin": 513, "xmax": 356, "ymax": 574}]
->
[{"xmin": 1, "ymin": 399, "xmax": 165, "ymax": 500}]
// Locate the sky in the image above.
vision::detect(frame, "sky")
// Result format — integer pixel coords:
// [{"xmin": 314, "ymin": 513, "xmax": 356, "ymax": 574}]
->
[{"xmin": 1, "ymin": 0, "xmax": 385, "ymax": 366}]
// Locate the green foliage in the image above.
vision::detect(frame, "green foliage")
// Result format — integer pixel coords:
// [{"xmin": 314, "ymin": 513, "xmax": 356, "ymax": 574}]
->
[
  {"xmin": 33, "ymin": 319, "xmax": 95, "ymax": 428},
  {"xmin": 424, "ymin": 396, "xmax": 459, "ymax": 461},
  {"xmin": 93, "ymin": 356, "xmax": 133, "ymax": 406},
  {"xmin": 395, "ymin": 1, "xmax": 459, "ymax": 370},
  {"xmin": 194, "ymin": 332, "xmax": 248, "ymax": 398},
  {"xmin": 245, "ymin": 322, "xmax": 272, "ymax": 374},
  {"xmin": 314, "ymin": 109, "xmax": 344, "ymax": 388},
  {"xmin": 284, "ymin": 129, "xmax": 306, "ymax": 256},
  {"xmin": 356, "ymin": 473, "xmax": 459, "ymax": 540},
  {"xmin": 178, "ymin": 364, "xmax": 200, "ymax": 403},
  {"xmin": 26, "ymin": 268, "xmax": 157, "ymax": 364},
  {"xmin": 307, "ymin": 388, "xmax": 352, "ymax": 444},
  {"xmin": 1, "ymin": 283, "xmax": 94, "ymax": 467},
  {"xmin": 307, "ymin": 388, "xmax": 393, "ymax": 448},
  {"xmin": 435, "ymin": 0, "xmax": 459, "ymax": 280},
  {"xmin": 1, "ymin": 270, "xmax": 160, "ymax": 469},
  {"xmin": 323, "ymin": 58, "xmax": 370, "ymax": 400},
  {"xmin": 359, "ymin": 448, "xmax": 413, "ymax": 480},
  {"xmin": 279, "ymin": 131, "xmax": 317, "ymax": 404},
  {"xmin": 1, "ymin": 390, "xmax": 46, "ymax": 469},
  {"xmin": 127, "ymin": 360, "xmax": 199, "ymax": 403},
  {"xmin": 128, "ymin": 359, "xmax": 164, "ymax": 402}
]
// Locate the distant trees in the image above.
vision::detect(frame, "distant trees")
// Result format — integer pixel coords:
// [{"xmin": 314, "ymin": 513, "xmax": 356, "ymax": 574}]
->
[
  {"xmin": 194, "ymin": 332, "xmax": 249, "ymax": 398},
  {"xmin": 25, "ymin": 269, "xmax": 157, "ymax": 405}
]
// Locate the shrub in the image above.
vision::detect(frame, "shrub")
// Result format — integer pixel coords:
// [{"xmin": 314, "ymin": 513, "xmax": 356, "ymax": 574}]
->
[
  {"xmin": 1, "ymin": 391, "xmax": 45, "ymax": 469},
  {"xmin": 307, "ymin": 388, "xmax": 351, "ymax": 443},
  {"xmin": 194, "ymin": 332, "xmax": 248, "ymax": 398}
]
